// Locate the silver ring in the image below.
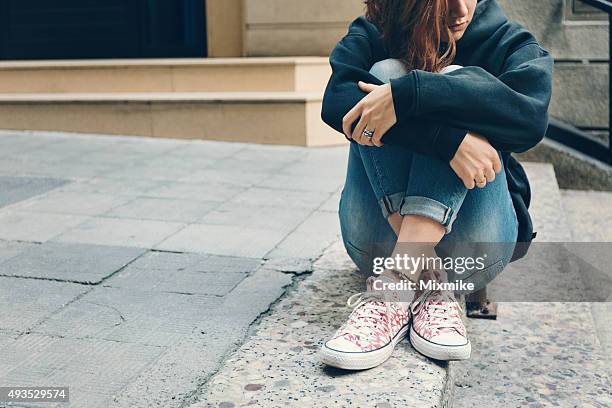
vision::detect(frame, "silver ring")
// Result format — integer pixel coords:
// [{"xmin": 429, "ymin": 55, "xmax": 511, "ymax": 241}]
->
[{"xmin": 362, "ymin": 129, "xmax": 374, "ymax": 139}]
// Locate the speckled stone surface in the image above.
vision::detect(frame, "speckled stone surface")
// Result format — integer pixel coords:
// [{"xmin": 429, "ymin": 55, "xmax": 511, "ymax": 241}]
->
[
  {"xmin": 522, "ymin": 163, "xmax": 572, "ymax": 241},
  {"xmin": 453, "ymin": 166, "xmax": 612, "ymax": 407},
  {"xmin": 561, "ymin": 189, "xmax": 612, "ymax": 242},
  {"xmin": 192, "ymin": 241, "xmax": 451, "ymax": 408},
  {"xmin": 453, "ymin": 302, "xmax": 612, "ymax": 407},
  {"xmin": 561, "ymin": 188, "xmax": 612, "ymax": 381}
]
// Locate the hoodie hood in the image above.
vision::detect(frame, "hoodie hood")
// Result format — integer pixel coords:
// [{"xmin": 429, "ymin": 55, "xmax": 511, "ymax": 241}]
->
[{"xmin": 458, "ymin": 0, "xmax": 509, "ymax": 47}]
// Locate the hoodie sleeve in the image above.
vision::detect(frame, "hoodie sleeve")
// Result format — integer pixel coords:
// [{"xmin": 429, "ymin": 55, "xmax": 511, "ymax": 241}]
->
[
  {"xmin": 390, "ymin": 41, "xmax": 553, "ymax": 153},
  {"xmin": 321, "ymin": 19, "xmax": 468, "ymax": 162}
]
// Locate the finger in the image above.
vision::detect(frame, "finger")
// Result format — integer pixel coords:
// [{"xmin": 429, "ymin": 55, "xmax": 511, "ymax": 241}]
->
[
  {"xmin": 492, "ymin": 155, "xmax": 502, "ymax": 174},
  {"xmin": 342, "ymin": 103, "xmax": 362, "ymax": 139},
  {"xmin": 463, "ymin": 174, "xmax": 475, "ymax": 190},
  {"xmin": 358, "ymin": 81, "xmax": 377, "ymax": 93},
  {"xmin": 353, "ymin": 123, "xmax": 373, "ymax": 146},
  {"xmin": 371, "ymin": 127, "xmax": 384, "ymax": 147},
  {"xmin": 352, "ymin": 115, "xmax": 371, "ymax": 145},
  {"xmin": 475, "ymin": 170, "xmax": 487, "ymax": 189},
  {"xmin": 484, "ymin": 167, "xmax": 496, "ymax": 182},
  {"xmin": 464, "ymin": 179, "xmax": 476, "ymax": 189}
]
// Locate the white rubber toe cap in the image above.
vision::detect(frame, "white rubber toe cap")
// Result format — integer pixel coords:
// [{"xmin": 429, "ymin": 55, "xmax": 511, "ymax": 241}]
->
[
  {"xmin": 324, "ymin": 337, "xmax": 361, "ymax": 353},
  {"xmin": 429, "ymin": 331, "xmax": 468, "ymax": 346}
]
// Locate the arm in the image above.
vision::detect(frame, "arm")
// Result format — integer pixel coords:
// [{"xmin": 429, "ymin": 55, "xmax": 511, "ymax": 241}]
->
[
  {"xmin": 321, "ymin": 19, "xmax": 468, "ymax": 161},
  {"xmin": 390, "ymin": 42, "xmax": 553, "ymax": 153}
]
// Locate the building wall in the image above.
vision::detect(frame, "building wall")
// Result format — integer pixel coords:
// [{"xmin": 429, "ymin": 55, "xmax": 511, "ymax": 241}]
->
[
  {"xmin": 243, "ymin": 0, "xmax": 365, "ymax": 56},
  {"xmin": 209, "ymin": 0, "xmax": 608, "ymax": 130},
  {"xmin": 206, "ymin": 0, "xmax": 244, "ymax": 57},
  {"xmin": 492, "ymin": 0, "xmax": 608, "ymax": 130}
]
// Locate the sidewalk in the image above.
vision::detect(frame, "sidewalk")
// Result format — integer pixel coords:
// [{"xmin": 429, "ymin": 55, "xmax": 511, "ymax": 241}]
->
[
  {"xmin": 0, "ymin": 130, "xmax": 344, "ymax": 407},
  {"xmin": 0, "ymin": 131, "xmax": 610, "ymax": 408}
]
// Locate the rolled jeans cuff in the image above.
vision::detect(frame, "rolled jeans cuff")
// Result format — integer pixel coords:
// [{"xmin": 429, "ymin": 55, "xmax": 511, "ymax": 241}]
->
[
  {"xmin": 378, "ymin": 191, "xmax": 405, "ymax": 219},
  {"xmin": 399, "ymin": 196, "xmax": 457, "ymax": 234}
]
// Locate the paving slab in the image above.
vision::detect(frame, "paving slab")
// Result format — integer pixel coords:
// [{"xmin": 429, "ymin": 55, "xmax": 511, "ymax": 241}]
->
[
  {"xmin": 266, "ymin": 210, "xmax": 341, "ymax": 260},
  {"xmin": 104, "ymin": 255, "xmax": 251, "ymax": 296},
  {"xmin": 104, "ymin": 197, "xmax": 220, "ymax": 223},
  {"xmin": 0, "ymin": 240, "xmax": 37, "ymax": 264},
  {"xmin": 52, "ymin": 217, "xmax": 185, "ymax": 248},
  {"xmin": 25, "ymin": 158, "xmax": 119, "ymax": 179},
  {"xmin": 55, "ymin": 177, "xmax": 167, "ymax": 196},
  {"xmin": 230, "ymin": 187, "xmax": 330, "ymax": 210},
  {"xmin": 254, "ymin": 173, "xmax": 344, "ymax": 193},
  {"xmin": 0, "ymin": 132, "xmax": 56, "ymax": 157},
  {"xmin": 34, "ymin": 286, "xmax": 221, "ymax": 347},
  {"xmin": 0, "ymin": 211, "xmax": 90, "ymax": 242},
  {"xmin": 124, "ymin": 251, "xmax": 263, "ymax": 274},
  {"xmin": 164, "ymin": 140, "xmax": 247, "ymax": 161},
  {"xmin": 230, "ymin": 144, "xmax": 309, "ymax": 163},
  {"xmin": 0, "ymin": 176, "xmax": 69, "ymax": 208},
  {"xmin": 155, "ymin": 224, "xmax": 288, "ymax": 258},
  {"xmin": 197, "ymin": 201, "xmax": 312, "ymax": 233},
  {"xmin": 143, "ymin": 181, "xmax": 243, "ymax": 202},
  {"xmin": 210, "ymin": 155, "xmax": 291, "ymax": 174},
  {"xmin": 10, "ymin": 191, "xmax": 132, "ymax": 216},
  {"xmin": 0, "ymin": 333, "xmax": 165, "ymax": 408},
  {"xmin": 0, "ymin": 276, "xmax": 88, "ymax": 332},
  {"xmin": 319, "ymin": 190, "xmax": 342, "ymax": 213},
  {"xmin": 103, "ymin": 159, "xmax": 210, "ymax": 181},
  {"xmin": 0, "ymin": 242, "xmax": 146, "ymax": 284},
  {"xmin": 178, "ymin": 167, "xmax": 270, "ymax": 188},
  {"xmin": 111, "ymin": 267, "xmax": 293, "ymax": 408}
]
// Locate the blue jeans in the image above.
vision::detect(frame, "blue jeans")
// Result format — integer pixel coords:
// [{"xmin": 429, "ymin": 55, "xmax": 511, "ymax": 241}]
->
[{"xmin": 338, "ymin": 59, "xmax": 519, "ymax": 292}]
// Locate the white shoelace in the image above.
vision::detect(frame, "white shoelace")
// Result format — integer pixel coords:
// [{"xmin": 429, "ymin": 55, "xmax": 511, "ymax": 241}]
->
[
  {"xmin": 341, "ymin": 291, "xmax": 394, "ymax": 341},
  {"xmin": 411, "ymin": 290, "xmax": 464, "ymax": 332}
]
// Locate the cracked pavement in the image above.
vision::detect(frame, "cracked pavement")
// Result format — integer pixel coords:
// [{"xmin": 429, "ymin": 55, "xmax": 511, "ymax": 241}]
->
[{"xmin": 0, "ymin": 130, "xmax": 345, "ymax": 408}]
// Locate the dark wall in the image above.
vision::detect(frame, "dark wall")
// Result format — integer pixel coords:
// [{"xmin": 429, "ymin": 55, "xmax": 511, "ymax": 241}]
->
[{"xmin": 0, "ymin": 0, "xmax": 207, "ymax": 60}]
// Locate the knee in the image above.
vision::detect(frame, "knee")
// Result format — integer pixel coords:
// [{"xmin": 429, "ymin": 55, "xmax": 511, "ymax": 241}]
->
[
  {"xmin": 338, "ymin": 191, "xmax": 371, "ymax": 256},
  {"xmin": 369, "ymin": 58, "xmax": 408, "ymax": 83},
  {"xmin": 339, "ymin": 191, "xmax": 394, "ymax": 276},
  {"xmin": 438, "ymin": 239, "xmax": 516, "ymax": 293},
  {"xmin": 338, "ymin": 204, "xmax": 373, "ymax": 276}
]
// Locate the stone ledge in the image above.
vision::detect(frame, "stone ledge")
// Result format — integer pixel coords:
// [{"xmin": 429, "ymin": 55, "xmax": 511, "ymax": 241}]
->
[{"xmin": 193, "ymin": 241, "xmax": 452, "ymax": 408}]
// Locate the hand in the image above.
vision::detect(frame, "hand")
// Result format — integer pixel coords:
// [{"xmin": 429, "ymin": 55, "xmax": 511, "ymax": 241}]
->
[
  {"xmin": 342, "ymin": 81, "xmax": 397, "ymax": 147},
  {"xmin": 450, "ymin": 133, "xmax": 502, "ymax": 189}
]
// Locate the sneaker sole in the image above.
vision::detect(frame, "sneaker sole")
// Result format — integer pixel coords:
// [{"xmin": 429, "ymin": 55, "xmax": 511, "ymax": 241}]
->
[
  {"xmin": 319, "ymin": 324, "xmax": 409, "ymax": 370},
  {"xmin": 409, "ymin": 326, "xmax": 471, "ymax": 361}
]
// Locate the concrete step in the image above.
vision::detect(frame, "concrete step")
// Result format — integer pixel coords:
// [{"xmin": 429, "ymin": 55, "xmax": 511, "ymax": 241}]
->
[
  {"xmin": 0, "ymin": 91, "xmax": 345, "ymax": 147},
  {"xmin": 193, "ymin": 240, "xmax": 454, "ymax": 408},
  {"xmin": 452, "ymin": 163, "xmax": 612, "ymax": 407},
  {"xmin": 0, "ymin": 57, "xmax": 331, "ymax": 93},
  {"xmin": 560, "ymin": 188, "xmax": 612, "ymax": 380},
  {"xmin": 193, "ymin": 162, "xmax": 611, "ymax": 407}
]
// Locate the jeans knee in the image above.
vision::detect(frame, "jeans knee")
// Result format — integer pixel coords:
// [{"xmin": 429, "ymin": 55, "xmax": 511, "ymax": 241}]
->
[
  {"xmin": 369, "ymin": 58, "xmax": 408, "ymax": 83},
  {"xmin": 439, "ymin": 241, "xmax": 516, "ymax": 293}
]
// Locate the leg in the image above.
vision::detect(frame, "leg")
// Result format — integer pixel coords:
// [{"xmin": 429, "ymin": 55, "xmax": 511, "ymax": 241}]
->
[
  {"xmin": 338, "ymin": 141, "xmax": 397, "ymax": 275},
  {"xmin": 358, "ymin": 58, "xmax": 518, "ymax": 288}
]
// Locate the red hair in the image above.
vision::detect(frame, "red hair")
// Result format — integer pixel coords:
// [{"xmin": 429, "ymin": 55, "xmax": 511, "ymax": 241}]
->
[{"xmin": 365, "ymin": 0, "xmax": 456, "ymax": 72}]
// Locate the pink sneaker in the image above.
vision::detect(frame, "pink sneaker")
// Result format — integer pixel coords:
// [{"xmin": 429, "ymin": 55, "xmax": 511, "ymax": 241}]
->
[
  {"xmin": 409, "ymin": 289, "xmax": 471, "ymax": 360},
  {"xmin": 319, "ymin": 276, "xmax": 410, "ymax": 370}
]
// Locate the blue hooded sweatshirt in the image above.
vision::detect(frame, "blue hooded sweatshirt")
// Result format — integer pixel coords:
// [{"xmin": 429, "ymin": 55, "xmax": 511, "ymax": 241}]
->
[{"xmin": 320, "ymin": 0, "xmax": 554, "ymax": 261}]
